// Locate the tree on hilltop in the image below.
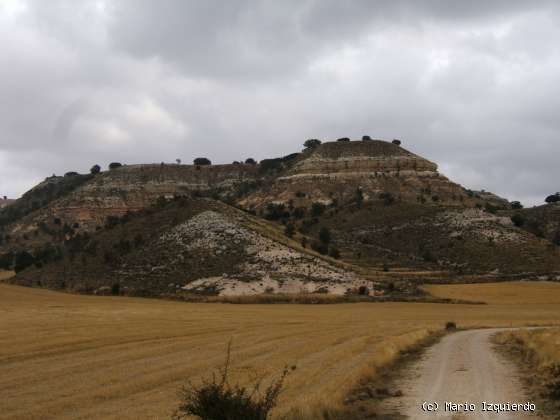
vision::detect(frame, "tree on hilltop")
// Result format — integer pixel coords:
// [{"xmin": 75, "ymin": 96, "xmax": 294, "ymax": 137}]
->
[
  {"xmin": 245, "ymin": 158, "xmax": 256, "ymax": 165},
  {"xmin": 304, "ymin": 139, "xmax": 321, "ymax": 149},
  {"xmin": 193, "ymin": 157, "xmax": 211, "ymax": 166},
  {"xmin": 109, "ymin": 162, "xmax": 122, "ymax": 170},
  {"xmin": 545, "ymin": 193, "xmax": 560, "ymax": 204},
  {"xmin": 90, "ymin": 164, "xmax": 101, "ymax": 174}
]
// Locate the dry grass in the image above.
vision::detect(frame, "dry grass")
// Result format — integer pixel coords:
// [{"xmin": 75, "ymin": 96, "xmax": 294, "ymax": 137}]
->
[
  {"xmin": 494, "ymin": 328, "xmax": 560, "ymax": 416},
  {"xmin": 0, "ymin": 270, "xmax": 14, "ymax": 281},
  {"xmin": 1, "ymin": 281, "xmax": 560, "ymax": 419},
  {"xmin": 496, "ymin": 328, "xmax": 560, "ymax": 368},
  {"xmin": 423, "ymin": 281, "xmax": 560, "ymax": 305}
]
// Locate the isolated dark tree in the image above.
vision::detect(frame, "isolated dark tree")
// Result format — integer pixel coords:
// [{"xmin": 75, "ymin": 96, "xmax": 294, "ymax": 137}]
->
[
  {"xmin": 111, "ymin": 283, "xmax": 120, "ymax": 296},
  {"xmin": 319, "ymin": 227, "xmax": 331, "ymax": 244},
  {"xmin": 109, "ymin": 162, "xmax": 122, "ymax": 170},
  {"xmin": 545, "ymin": 193, "xmax": 560, "ymax": 204},
  {"xmin": 194, "ymin": 157, "xmax": 211, "ymax": 166},
  {"xmin": 292, "ymin": 207, "xmax": 305, "ymax": 219},
  {"xmin": 14, "ymin": 251, "xmax": 34, "ymax": 273},
  {"xmin": 392, "ymin": 139, "xmax": 402, "ymax": 146},
  {"xmin": 64, "ymin": 171, "xmax": 78, "ymax": 177},
  {"xmin": 484, "ymin": 202, "xmax": 497, "ymax": 214},
  {"xmin": 355, "ymin": 188, "xmax": 364, "ymax": 208},
  {"xmin": 311, "ymin": 241, "xmax": 328, "ymax": 255},
  {"xmin": 510, "ymin": 201, "xmax": 523, "ymax": 209},
  {"xmin": 232, "ymin": 161, "xmax": 241, "ymax": 165},
  {"xmin": 264, "ymin": 203, "xmax": 289, "ymax": 221},
  {"xmin": 511, "ymin": 213, "xmax": 525, "ymax": 227},
  {"xmin": 362, "ymin": 135, "xmax": 372, "ymax": 141},
  {"xmin": 284, "ymin": 223, "xmax": 295, "ymax": 238},
  {"xmin": 328, "ymin": 246, "xmax": 340, "ymax": 259},
  {"xmin": 303, "ymin": 139, "xmax": 322, "ymax": 149},
  {"xmin": 310, "ymin": 202, "xmax": 325, "ymax": 217},
  {"xmin": 245, "ymin": 158, "xmax": 256, "ymax": 165},
  {"xmin": 379, "ymin": 192, "xmax": 395, "ymax": 206},
  {"xmin": 0, "ymin": 252, "xmax": 14, "ymax": 270},
  {"xmin": 336, "ymin": 137, "xmax": 350, "ymax": 142},
  {"xmin": 90, "ymin": 164, "xmax": 101, "ymax": 174},
  {"xmin": 553, "ymin": 231, "xmax": 560, "ymax": 246}
]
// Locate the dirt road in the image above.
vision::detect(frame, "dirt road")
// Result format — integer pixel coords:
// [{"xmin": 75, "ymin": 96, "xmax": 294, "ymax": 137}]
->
[{"xmin": 379, "ymin": 328, "xmax": 542, "ymax": 419}]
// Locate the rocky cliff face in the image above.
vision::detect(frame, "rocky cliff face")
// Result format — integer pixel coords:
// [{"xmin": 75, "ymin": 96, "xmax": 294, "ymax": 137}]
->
[
  {"xmin": 7, "ymin": 163, "xmax": 259, "ymax": 234},
  {"xmin": 239, "ymin": 140, "xmax": 468, "ymax": 210}
]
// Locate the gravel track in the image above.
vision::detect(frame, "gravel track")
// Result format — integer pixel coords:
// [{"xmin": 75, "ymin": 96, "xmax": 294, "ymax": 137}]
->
[{"xmin": 379, "ymin": 328, "xmax": 543, "ymax": 419}]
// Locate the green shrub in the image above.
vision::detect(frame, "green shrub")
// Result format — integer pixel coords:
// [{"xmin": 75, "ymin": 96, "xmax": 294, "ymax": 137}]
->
[
  {"xmin": 14, "ymin": 251, "xmax": 34, "ymax": 273},
  {"xmin": 311, "ymin": 202, "xmax": 325, "ymax": 217},
  {"xmin": 354, "ymin": 188, "xmax": 363, "ymax": 208},
  {"xmin": 445, "ymin": 321, "xmax": 457, "ymax": 330},
  {"xmin": 284, "ymin": 223, "xmax": 295, "ymax": 238},
  {"xmin": 379, "ymin": 192, "xmax": 395, "ymax": 206},
  {"xmin": 111, "ymin": 283, "xmax": 120, "ymax": 296},
  {"xmin": 174, "ymin": 342, "xmax": 291, "ymax": 420},
  {"xmin": 318, "ymin": 227, "xmax": 331, "ymax": 244},
  {"xmin": 328, "ymin": 246, "xmax": 340, "ymax": 259},
  {"xmin": 311, "ymin": 241, "xmax": 328, "ymax": 255},
  {"xmin": 511, "ymin": 213, "xmax": 525, "ymax": 227}
]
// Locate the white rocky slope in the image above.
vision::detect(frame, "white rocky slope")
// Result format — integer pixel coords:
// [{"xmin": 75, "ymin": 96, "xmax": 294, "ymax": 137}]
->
[{"xmin": 160, "ymin": 211, "xmax": 375, "ymax": 296}]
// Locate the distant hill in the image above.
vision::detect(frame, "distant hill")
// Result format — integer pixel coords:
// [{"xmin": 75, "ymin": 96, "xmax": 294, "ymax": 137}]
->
[
  {"xmin": 1, "ymin": 138, "xmax": 559, "ymax": 297},
  {"xmin": 11, "ymin": 197, "xmax": 375, "ymax": 297}
]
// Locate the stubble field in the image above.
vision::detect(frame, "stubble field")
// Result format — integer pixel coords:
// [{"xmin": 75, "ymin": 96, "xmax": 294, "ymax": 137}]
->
[{"xmin": 1, "ymin": 280, "xmax": 560, "ymax": 419}]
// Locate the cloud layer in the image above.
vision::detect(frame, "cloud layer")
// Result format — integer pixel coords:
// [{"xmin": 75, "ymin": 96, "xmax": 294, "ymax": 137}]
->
[{"xmin": 1, "ymin": 0, "xmax": 559, "ymax": 205}]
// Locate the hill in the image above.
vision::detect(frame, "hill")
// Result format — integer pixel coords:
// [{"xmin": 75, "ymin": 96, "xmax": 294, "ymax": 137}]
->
[
  {"xmin": 239, "ymin": 140, "xmax": 470, "ymax": 210},
  {"xmin": 1, "ymin": 138, "xmax": 559, "ymax": 296},
  {"xmin": 10, "ymin": 197, "xmax": 375, "ymax": 297}
]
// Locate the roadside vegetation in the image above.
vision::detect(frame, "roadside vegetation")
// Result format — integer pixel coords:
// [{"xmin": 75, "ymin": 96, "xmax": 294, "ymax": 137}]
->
[{"xmin": 495, "ymin": 328, "xmax": 560, "ymax": 416}]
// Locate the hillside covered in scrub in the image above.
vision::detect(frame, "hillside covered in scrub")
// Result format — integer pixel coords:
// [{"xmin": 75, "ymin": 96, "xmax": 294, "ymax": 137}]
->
[
  {"xmin": 9, "ymin": 197, "xmax": 376, "ymax": 297},
  {"xmin": 1, "ymin": 137, "xmax": 559, "ymax": 297}
]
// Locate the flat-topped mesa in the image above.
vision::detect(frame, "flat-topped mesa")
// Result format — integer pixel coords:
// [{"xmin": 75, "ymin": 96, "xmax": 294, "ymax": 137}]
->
[
  {"xmin": 285, "ymin": 140, "xmax": 438, "ymax": 176},
  {"xmin": 239, "ymin": 139, "xmax": 467, "ymax": 209}
]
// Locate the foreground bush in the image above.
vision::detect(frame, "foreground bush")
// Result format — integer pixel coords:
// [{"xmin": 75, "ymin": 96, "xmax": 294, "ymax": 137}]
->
[
  {"xmin": 174, "ymin": 343, "xmax": 292, "ymax": 420},
  {"xmin": 544, "ymin": 364, "xmax": 560, "ymax": 400}
]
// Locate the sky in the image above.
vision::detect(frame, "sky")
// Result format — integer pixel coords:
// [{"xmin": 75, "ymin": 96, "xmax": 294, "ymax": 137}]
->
[{"xmin": 1, "ymin": 0, "xmax": 559, "ymax": 206}]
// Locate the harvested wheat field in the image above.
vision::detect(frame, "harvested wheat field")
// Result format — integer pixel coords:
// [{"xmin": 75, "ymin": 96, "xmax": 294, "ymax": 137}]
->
[
  {"xmin": 423, "ymin": 280, "xmax": 560, "ymax": 305},
  {"xmin": 1, "ymin": 282, "xmax": 560, "ymax": 420}
]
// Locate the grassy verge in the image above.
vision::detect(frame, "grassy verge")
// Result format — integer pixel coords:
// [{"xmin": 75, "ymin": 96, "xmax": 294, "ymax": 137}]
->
[{"xmin": 494, "ymin": 328, "xmax": 560, "ymax": 418}]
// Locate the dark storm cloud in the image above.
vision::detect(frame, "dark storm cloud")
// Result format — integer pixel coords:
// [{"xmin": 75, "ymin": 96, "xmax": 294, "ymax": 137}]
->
[{"xmin": 0, "ymin": 0, "xmax": 559, "ymax": 205}]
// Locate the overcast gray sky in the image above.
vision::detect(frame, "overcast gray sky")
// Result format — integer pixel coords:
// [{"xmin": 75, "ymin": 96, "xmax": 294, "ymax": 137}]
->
[{"xmin": 1, "ymin": 0, "xmax": 559, "ymax": 205}]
